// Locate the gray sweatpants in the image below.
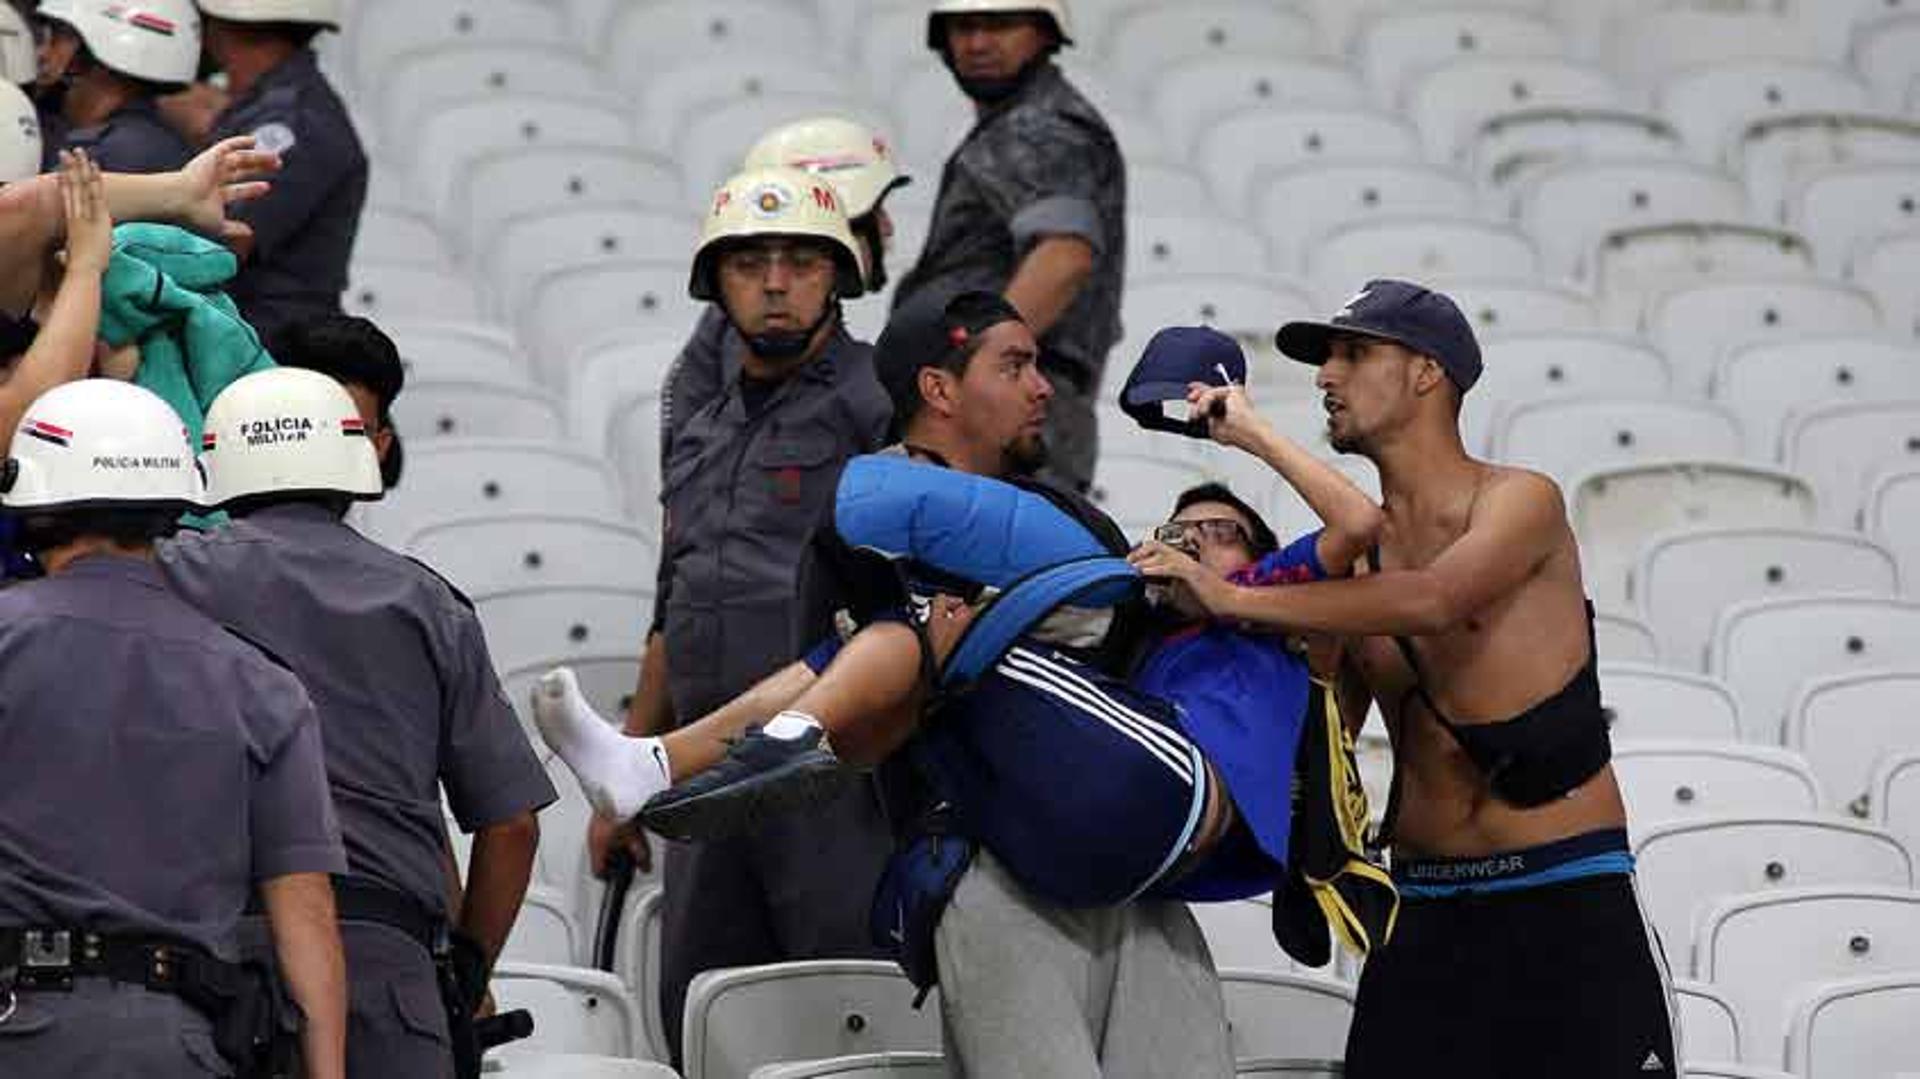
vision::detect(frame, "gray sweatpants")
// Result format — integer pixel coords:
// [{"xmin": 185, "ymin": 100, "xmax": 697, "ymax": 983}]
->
[
  {"xmin": 934, "ymin": 851, "xmax": 1234, "ymax": 1079},
  {"xmin": 0, "ymin": 977, "xmax": 229, "ymax": 1077}
]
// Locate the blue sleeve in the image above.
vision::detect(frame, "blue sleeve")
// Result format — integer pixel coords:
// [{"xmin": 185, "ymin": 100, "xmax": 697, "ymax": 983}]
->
[
  {"xmin": 804, "ymin": 635, "xmax": 843, "ymax": 674},
  {"xmin": 1235, "ymin": 530, "xmax": 1329, "ymax": 587}
]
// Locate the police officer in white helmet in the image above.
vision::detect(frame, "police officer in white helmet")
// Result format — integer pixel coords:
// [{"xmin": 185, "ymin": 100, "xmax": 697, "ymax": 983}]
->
[
  {"xmin": 0, "ymin": 378, "xmax": 349, "ymax": 1079},
  {"xmin": 595, "ymin": 165, "xmax": 895, "ymax": 1067},
  {"xmin": 159, "ymin": 366, "xmax": 555, "ymax": 1079},
  {"xmin": 31, "ymin": 0, "xmax": 198, "ymax": 172}
]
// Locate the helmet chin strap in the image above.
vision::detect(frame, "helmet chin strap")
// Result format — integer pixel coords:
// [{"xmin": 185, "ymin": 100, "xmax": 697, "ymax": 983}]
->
[
  {"xmin": 852, "ymin": 215, "xmax": 888, "ymax": 293},
  {"xmin": 734, "ymin": 299, "xmax": 839, "ymax": 362},
  {"xmin": 944, "ymin": 50, "xmax": 1048, "ymax": 106}
]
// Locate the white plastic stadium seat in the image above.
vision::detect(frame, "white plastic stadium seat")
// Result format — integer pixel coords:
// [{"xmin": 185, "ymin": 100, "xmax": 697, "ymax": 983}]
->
[
  {"xmin": 472, "ymin": 586, "xmax": 650, "ymax": 677},
  {"xmin": 1492, "ymin": 397, "xmax": 1743, "ymax": 490},
  {"xmin": 1599, "ymin": 664, "xmax": 1742, "ymax": 743},
  {"xmin": 1464, "ymin": 334, "xmax": 1668, "ymax": 456},
  {"xmin": 409, "ymin": 515, "xmax": 658, "ymax": 595},
  {"xmin": 750, "ymin": 1053, "xmax": 947, "ymax": 1078},
  {"xmin": 614, "ymin": 886, "xmax": 669, "ymax": 1064},
  {"xmin": 1854, "ymin": 12, "xmax": 1920, "ymax": 107},
  {"xmin": 1631, "ymin": 815, "xmax": 1914, "ymax": 967},
  {"xmin": 1781, "ymin": 399, "xmax": 1920, "ymax": 527},
  {"xmin": 343, "ymin": 264, "xmax": 480, "ymax": 325},
  {"xmin": 1672, "ymin": 979, "xmax": 1743, "ymax": 1066},
  {"xmin": 1127, "ymin": 214, "xmax": 1272, "ymax": 282},
  {"xmin": 365, "ymin": 439, "xmax": 626, "ymax": 547},
  {"xmin": 1466, "ymin": 109, "xmax": 1686, "ymax": 202},
  {"xmin": 1120, "ymin": 275, "xmax": 1318, "ymax": 350},
  {"xmin": 1633, "ymin": 527, "xmax": 1898, "ymax": 668},
  {"xmin": 499, "ymin": 886, "xmax": 581, "ymax": 967},
  {"xmin": 1791, "ymin": 164, "xmax": 1920, "ymax": 275},
  {"xmin": 1606, "ymin": 11, "xmax": 1827, "ymax": 91},
  {"xmin": 1219, "ymin": 971, "xmax": 1354, "ymax": 1063},
  {"xmin": 1233, "ymin": 1062, "xmax": 1342, "ymax": 1078},
  {"xmin": 1308, "ymin": 0, "xmax": 1555, "ymax": 55},
  {"xmin": 1149, "ymin": 57, "xmax": 1367, "ymax": 158},
  {"xmin": 1405, "ymin": 57, "xmax": 1621, "ymax": 162},
  {"xmin": 680, "ymin": 961, "xmax": 941, "ymax": 1079},
  {"xmin": 1195, "ymin": 107, "xmax": 1422, "ymax": 216},
  {"xmin": 489, "ymin": 1055, "xmax": 676, "ymax": 1078},
  {"xmin": 1517, "ymin": 160, "xmax": 1751, "ymax": 282},
  {"xmin": 483, "ymin": 207, "xmax": 699, "ymax": 326},
  {"xmin": 1306, "ymin": 218, "xmax": 1539, "ymax": 307},
  {"xmin": 1848, "ymin": 231, "xmax": 1920, "ymax": 343},
  {"xmin": 490, "ymin": 962, "xmax": 640, "ymax": 1058},
  {"xmin": 374, "ymin": 43, "xmax": 604, "ymax": 153},
  {"xmin": 351, "ymin": 206, "xmax": 450, "ymax": 267},
  {"xmin": 1697, "ymin": 879, "xmax": 1920, "ymax": 1052},
  {"xmin": 1874, "ymin": 751, "xmax": 1920, "ymax": 860},
  {"xmin": 1713, "ymin": 338, "xmax": 1920, "ymax": 458},
  {"xmin": 456, "ymin": 147, "xmax": 683, "ymax": 256},
  {"xmin": 1682, "ymin": 1067, "xmax": 1792, "ymax": 1079},
  {"xmin": 1646, "ymin": 279, "xmax": 1882, "ymax": 395},
  {"xmin": 524, "ymin": 263, "xmax": 703, "ymax": 387},
  {"xmin": 634, "ymin": 59, "xmax": 848, "ymax": 147},
  {"xmin": 604, "ymin": 0, "xmax": 823, "ymax": 73},
  {"xmin": 1440, "ymin": 280, "xmax": 1598, "ymax": 340},
  {"xmin": 1865, "ymin": 464, "xmax": 1920, "ymax": 591},
  {"xmin": 1189, "ymin": 896, "xmax": 1337, "ymax": 980},
  {"xmin": 1737, "ymin": 114, "xmax": 1920, "ymax": 230},
  {"xmin": 1613, "ymin": 742, "xmax": 1822, "ymax": 829},
  {"xmin": 1656, "ymin": 61, "xmax": 1872, "ymax": 164},
  {"xmin": 386, "ymin": 320, "xmax": 526, "ymax": 383},
  {"xmin": 347, "ymin": 0, "xmax": 567, "ymax": 93},
  {"xmin": 1103, "ymin": 1, "xmax": 1316, "ymax": 86},
  {"xmin": 1354, "ymin": 8, "xmax": 1567, "ymax": 107},
  {"xmin": 1787, "ymin": 670, "xmax": 1920, "ymax": 817},
  {"xmin": 1571, "ymin": 460, "xmax": 1818, "ymax": 618},
  {"xmin": 412, "ymin": 95, "xmax": 637, "ymax": 213},
  {"xmin": 1596, "ymin": 612, "xmax": 1659, "ymax": 664},
  {"xmin": 1785, "ymin": 972, "xmax": 1920, "ymax": 1079},
  {"xmin": 1594, "ymin": 224, "xmax": 1816, "ymax": 332},
  {"xmin": 1254, "ymin": 164, "xmax": 1475, "ymax": 274},
  {"xmin": 888, "ymin": 63, "xmax": 974, "ymax": 179},
  {"xmin": 1711, "ymin": 594, "xmax": 1920, "ymax": 742},
  {"xmin": 391, "ymin": 379, "xmax": 565, "ymax": 443}
]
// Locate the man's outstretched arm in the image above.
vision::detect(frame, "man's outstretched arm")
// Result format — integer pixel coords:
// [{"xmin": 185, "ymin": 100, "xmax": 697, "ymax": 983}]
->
[{"xmin": 1132, "ymin": 470, "xmax": 1566, "ymax": 637}]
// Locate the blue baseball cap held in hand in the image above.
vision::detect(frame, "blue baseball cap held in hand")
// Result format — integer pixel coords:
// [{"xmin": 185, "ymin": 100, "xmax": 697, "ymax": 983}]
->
[
  {"xmin": 1120, "ymin": 326, "xmax": 1248, "ymax": 438},
  {"xmin": 1275, "ymin": 279, "xmax": 1483, "ymax": 395}
]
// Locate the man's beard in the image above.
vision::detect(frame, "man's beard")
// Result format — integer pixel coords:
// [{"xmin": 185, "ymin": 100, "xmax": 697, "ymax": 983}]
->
[{"xmin": 1004, "ymin": 430, "xmax": 1048, "ymax": 476}]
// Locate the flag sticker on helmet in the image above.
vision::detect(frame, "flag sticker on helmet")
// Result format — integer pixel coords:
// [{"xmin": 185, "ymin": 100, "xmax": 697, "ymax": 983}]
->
[
  {"xmin": 23, "ymin": 420, "xmax": 72, "ymax": 448},
  {"xmin": 341, "ymin": 418, "xmax": 366, "ymax": 437},
  {"xmin": 747, "ymin": 180, "xmax": 795, "ymax": 219},
  {"xmin": 201, "ymin": 431, "xmax": 217, "ymax": 451}
]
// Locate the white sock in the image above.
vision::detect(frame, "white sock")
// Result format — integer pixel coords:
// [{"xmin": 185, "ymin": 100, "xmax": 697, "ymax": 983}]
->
[
  {"xmin": 531, "ymin": 668, "xmax": 672, "ymax": 819},
  {"xmin": 763, "ymin": 710, "xmax": 822, "ymax": 741}
]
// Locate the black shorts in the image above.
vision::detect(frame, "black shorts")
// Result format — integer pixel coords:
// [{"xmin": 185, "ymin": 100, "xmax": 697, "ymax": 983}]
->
[{"xmin": 1344, "ymin": 872, "xmax": 1680, "ymax": 1079}]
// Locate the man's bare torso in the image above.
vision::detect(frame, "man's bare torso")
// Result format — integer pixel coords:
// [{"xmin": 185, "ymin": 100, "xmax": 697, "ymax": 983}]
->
[{"xmin": 1346, "ymin": 463, "xmax": 1627, "ymax": 858}]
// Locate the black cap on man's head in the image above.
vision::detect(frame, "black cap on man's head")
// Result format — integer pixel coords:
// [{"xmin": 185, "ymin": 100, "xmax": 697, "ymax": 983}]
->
[
  {"xmin": 873, "ymin": 289, "xmax": 1025, "ymax": 431},
  {"xmin": 1275, "ymin": 279, "xmax": 1482, "ymax": 395}
]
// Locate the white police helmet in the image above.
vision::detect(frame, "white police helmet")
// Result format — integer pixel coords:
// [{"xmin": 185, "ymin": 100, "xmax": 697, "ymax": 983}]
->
[
  {"xmin": 0, "ymin": 3, "xmax": 35, "ymax": 85},
  {"xmin": 927, "ymin": 0, "xmax": 1074, "ymax": 49},
  {"xmin": 36, "ymin": 0, "xmax": 203, "ymax": 85},
  {"xmin": 742, "ymin": 116, "xmax": 909, "ymax": 221},
  {"xmin": 689, "ymin": 165, "xmax": 866, "ymax": 302},
  {"xmin": 194, "ymin": 0, "xmax": 339, "ymax": 30},
  {"xmin": 198, "ymin": 366, "xmax": 383, "ymax": 507},
  {"xmin": 2, "ymin": 379, "xmax": 202, "ymax": 512},
  {"xmin": 0, "ymin": 80, "xmax": 39, "ymax": 183}
]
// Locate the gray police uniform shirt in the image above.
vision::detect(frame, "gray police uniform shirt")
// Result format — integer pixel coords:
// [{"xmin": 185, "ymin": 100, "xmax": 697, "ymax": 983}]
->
[
  {"xmin": 892, "ymin": 61, "xmax": 1127, "ymax": 382},
  {"xmin": 0, "ymin": 555, "xmax": 345, "ymax": 960},
  {"xmin": 658, "ymin": 322, "xmax": 893, "ymax": 720},
  {"xmin": 657, "ymin": 306, "xmax": 735, "ymax": 473},
  {"xmin": 44, "ymin": 98, "xmax": 192, "ymax": 174},
  {"xmin": 210, "ymin": 49, "xmax": 368, "ymax": 348},
  {"xmin": 159, "ymin": 504, "xmax": 556, "ymax": 920}
]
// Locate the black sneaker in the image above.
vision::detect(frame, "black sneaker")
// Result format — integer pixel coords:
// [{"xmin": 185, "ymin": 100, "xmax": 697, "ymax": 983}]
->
[{"xmin": 638, "ymin": 725, "xmax": 853, "ymax": 842}]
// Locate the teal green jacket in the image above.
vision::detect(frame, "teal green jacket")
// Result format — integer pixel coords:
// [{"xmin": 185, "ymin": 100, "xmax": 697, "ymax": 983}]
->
[{"xmin": 98, "ymin": 223, "xmax": 276, "ymax": 445}]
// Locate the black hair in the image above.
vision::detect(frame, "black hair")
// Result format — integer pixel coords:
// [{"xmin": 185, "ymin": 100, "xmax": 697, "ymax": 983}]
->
[
  {"xmin": 12, "ymin": 506, "xmax": 180, "ymax": 553},
  {"xmin": 1172, "ymin": 482, "xmax": 1279, "ymax": 556},
  {"xmin": 274, "ymin": 315, "xmax": 405, "ymax": 488},
  {"xmin": 879, "ymin": 290, "xmax": 1024, "ymax": 433}
]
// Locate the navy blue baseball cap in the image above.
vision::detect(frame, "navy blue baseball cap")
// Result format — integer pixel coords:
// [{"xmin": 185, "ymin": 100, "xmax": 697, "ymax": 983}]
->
[
  {"xmin": 1275, "ymin": 279, "xmax": 1483, "ymax": 395},
  {"xmin": 1120, "ymin": 326, "xmax": 1247, "ymax": 438}
]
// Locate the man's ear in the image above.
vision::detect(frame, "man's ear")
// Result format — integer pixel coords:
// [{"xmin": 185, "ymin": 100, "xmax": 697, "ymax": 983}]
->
[
  {"xmin": 1412, "ymin": 354, "xmax": 1447, "ymax": 397},
  {"xmin": 917, "ymin": 366, "xmax": 956, "ymax": 418}
]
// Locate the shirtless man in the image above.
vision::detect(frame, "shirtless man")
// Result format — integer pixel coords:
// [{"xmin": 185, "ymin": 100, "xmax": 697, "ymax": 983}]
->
[{"xmin": 1129, "ymin": 279, "xmax": 1679, "ymax": 1079}]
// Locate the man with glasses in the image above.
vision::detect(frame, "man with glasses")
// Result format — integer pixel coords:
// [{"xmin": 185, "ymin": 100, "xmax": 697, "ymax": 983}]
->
[{"xmin": 630, "ymin": 165, "xmax": 896, "ymax": 1066}]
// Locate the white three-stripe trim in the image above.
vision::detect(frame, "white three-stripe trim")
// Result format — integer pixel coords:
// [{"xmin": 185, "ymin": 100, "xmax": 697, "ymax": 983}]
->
[{"xmin": 998, "ymin": 647, "xmax": 1195, "ymax": 783}]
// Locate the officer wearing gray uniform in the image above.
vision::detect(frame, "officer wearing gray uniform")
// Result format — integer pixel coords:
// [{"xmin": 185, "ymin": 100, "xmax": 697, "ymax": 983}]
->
[
  {"xmin": 0, "ymin": 378, "xmax": 348, "ymax": 1079},
  {"xmin": 891, "ymin": 0, "xmax": 1124, "ymax": 494},
  {"xmin": 181, "ymin": 0, "xmax": 364, "ymax": 353},
  {"xmin": 636, "ymin": 166, "xmax": 894, "ymax": 1064},
  {"xmin": 159, "ymin": 366, "xmax": 554, "ymax": 1079},
  {"xmin": 31, "ymin": 0, "xmax": 199, "ymax": 173}
]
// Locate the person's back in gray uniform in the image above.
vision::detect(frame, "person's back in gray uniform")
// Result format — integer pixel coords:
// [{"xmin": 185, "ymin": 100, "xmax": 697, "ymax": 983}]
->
[
  {"xmin": 160, "ymin": 364, "xmax": 555, "ymax": 1079},
  {"xmin": 165, "ymin": 1, "xmax": 364, "ymax": 353},
  {"xmin": 31, "ymin": 0, "xmax": 199, "ymax": 173},
  {"xmin": 0, "ymin": 378, "xmax": 348, "ymax": 1079},
  {"xmin": 891, "ymin": 2, "xmax": 1126, "ymax": 495}
]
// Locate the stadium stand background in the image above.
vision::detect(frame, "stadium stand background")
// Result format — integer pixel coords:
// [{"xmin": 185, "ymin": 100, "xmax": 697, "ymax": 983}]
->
[{"xmin": 315, "ymin": 1, "xmax": 1920, "ymax": 1074}]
